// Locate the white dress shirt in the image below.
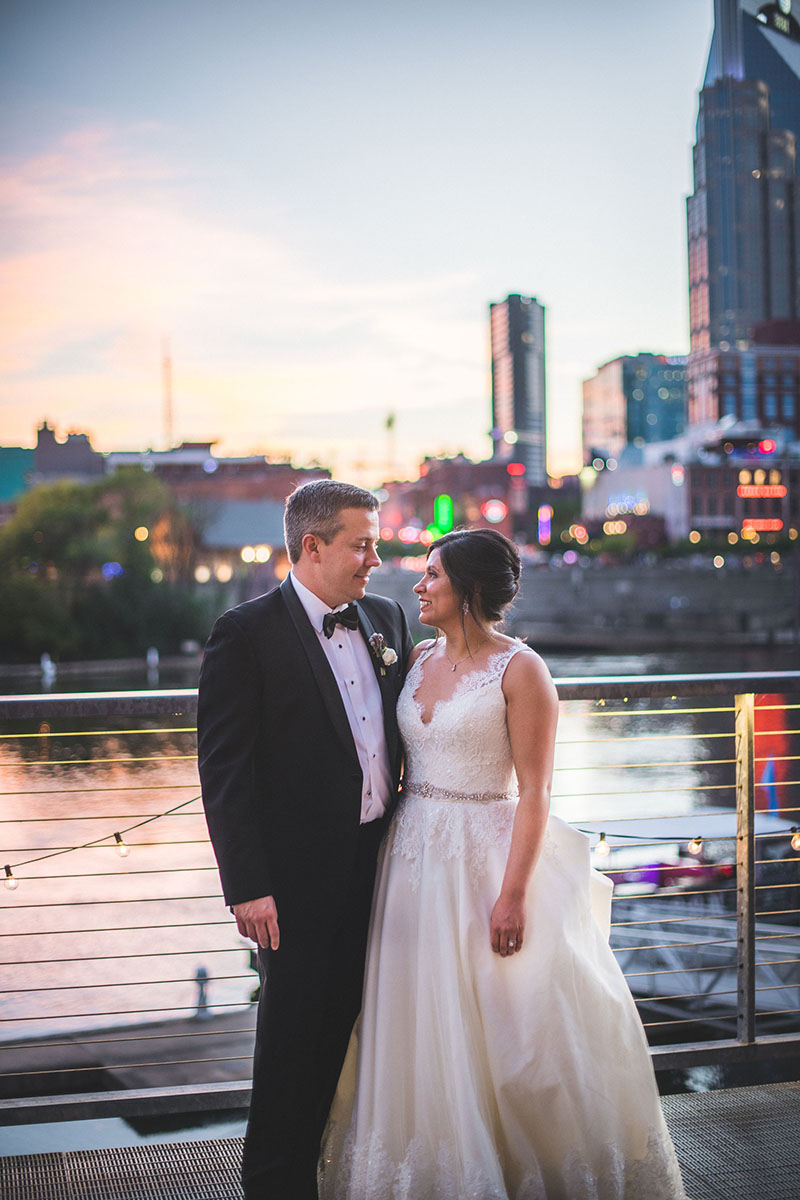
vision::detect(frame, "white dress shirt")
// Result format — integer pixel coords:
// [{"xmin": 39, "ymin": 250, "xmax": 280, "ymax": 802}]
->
[{"xmin": 290, "ymin": 572, "xmax": 391, "ymax": 823}]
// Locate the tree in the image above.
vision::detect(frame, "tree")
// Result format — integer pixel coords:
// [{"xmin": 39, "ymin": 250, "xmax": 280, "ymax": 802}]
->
[{"xmin": 0, "ymin": 469, "xmax": 212, "ymax": 662}]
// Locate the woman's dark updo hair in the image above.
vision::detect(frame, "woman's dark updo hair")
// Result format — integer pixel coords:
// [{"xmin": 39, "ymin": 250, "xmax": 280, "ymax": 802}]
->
[{"xmin": 429, "ymin": 528, "xmax": 521, "ymax": 624}]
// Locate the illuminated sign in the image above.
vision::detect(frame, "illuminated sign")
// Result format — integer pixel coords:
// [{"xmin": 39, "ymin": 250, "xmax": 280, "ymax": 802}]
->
[
  {"xmin": 433, "ymin": 494, "xmax": 454, "ymax": 533},
  {"xmin": 737, "ymin": 485, "xmax": 787, "ymax": 498},
  {"xmin": 742, "ymin": 518, "xmax": 783, "ymax": 532}
]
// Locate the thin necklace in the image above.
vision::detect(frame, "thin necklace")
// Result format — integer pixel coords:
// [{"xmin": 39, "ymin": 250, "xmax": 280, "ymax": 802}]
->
[{"xmin": 444, "ymin": 635, "xmax": 489, "ymax": 672}]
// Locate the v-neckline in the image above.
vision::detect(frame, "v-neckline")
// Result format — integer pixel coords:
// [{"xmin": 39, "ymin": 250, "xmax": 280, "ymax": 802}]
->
[{"xmin": 410, "ymin": 643, "xmax": 517, "ymax": 727}]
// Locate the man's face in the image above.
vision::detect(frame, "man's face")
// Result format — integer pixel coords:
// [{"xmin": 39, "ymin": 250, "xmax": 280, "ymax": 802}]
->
[{"xmin": 314, "ymin": 507, "xmax": 382, "ymax": 607}]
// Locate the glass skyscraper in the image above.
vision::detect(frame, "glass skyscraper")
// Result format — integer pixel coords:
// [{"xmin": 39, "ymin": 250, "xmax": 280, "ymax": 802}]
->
[
  {"xmin": 582, "ymin": 354, "xmax": 687, "ymax": 463},
  {"xmin": 687, "ymin": 0, "xmax": 800, "ymax": 354},
  {"xmin": 489, "ymin": 294, "xmax": 547, "ymax": 487}
]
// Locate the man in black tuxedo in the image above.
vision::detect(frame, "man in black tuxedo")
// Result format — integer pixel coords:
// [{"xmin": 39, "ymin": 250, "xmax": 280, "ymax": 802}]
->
[{"xmin": 197, "ymin": 479, "xmax": 413, "ymax": 1199}]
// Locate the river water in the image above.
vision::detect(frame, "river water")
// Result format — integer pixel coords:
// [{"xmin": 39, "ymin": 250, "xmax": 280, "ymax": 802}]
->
[{"xmin": 2, "ymin": 643, "xmax": 796, "ymax": 1042}]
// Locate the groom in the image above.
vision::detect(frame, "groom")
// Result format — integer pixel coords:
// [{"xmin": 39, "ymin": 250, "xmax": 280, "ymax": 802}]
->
[{"xmin": 197, "ymin": 479, "xmax": 413, "ymax": 1199}]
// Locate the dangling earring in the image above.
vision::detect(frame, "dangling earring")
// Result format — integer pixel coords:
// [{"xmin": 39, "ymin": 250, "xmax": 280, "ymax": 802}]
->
[{"xmin": 462, "ymin": 599, "xmax": 469, "ymax": 616}]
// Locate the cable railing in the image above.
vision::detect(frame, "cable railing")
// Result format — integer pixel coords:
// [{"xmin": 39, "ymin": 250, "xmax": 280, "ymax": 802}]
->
[{"xmin": 1, "ymin": 670, "xmax": 798, "ymax": 1124}]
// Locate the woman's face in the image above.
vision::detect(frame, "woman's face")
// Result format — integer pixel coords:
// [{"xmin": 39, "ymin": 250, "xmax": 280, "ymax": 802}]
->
[{"xmin": 413, "ymin": 548, "xmax": 461, "ymax": 627}]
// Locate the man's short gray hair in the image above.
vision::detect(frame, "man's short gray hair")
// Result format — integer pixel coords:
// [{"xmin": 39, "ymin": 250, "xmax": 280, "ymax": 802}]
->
[{"xmin": 283, "ymin": 479, "xmax": 379, "ymax": 564}]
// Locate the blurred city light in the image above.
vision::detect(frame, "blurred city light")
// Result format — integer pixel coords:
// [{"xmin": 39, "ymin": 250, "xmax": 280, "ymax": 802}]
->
[
  {"xmin": 537, "ymin": 504, "xmax": 553, "ymax": 546},
  {"xmin": 434, "ymin": 494, "xmax": 454, "ymax": 533},
  {"xmin": 241, "ymin": 546, "xmax": 256, "ymax": 563},
  {"xmin": 134, "ymin": 526, "xmax": 149, "ymax": 541},
  {"xmin": 481, "ymin": 499, "xmax": 508, "ymax": 524}
]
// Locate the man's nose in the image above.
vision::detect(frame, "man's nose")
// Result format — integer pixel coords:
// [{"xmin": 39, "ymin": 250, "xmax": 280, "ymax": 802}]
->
[{"xmin": 367, "ymin": 546, "xmax": 381, "ymax": 567}]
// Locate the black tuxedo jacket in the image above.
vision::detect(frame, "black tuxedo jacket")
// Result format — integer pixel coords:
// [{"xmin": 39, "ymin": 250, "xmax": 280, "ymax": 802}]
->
[{"xmin": 197, "ymin": 575, "xmax": 413, "ymax": 930}]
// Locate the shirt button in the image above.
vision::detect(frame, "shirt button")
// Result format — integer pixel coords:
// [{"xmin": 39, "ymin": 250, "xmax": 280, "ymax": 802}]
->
[{"xmin": 362, "ymin": 716, "xmax": 366, "ymax": 721}]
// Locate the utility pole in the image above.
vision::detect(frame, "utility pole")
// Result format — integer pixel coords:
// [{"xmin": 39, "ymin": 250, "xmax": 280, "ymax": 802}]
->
[{"xmin": 162, "ymin": 337, "xmax": 174, "ymax": 449}]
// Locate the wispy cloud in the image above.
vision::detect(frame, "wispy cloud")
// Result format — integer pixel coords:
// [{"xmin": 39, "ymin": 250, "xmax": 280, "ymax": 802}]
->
[{"xmin": 0, "ymin": 125, "xmax": 492, "ymax": 478}]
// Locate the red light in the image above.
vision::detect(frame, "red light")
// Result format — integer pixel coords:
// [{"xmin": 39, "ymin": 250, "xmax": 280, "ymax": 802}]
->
[
  {"xmin": 506, "ymin": 462, "xmax": 526, "ymax": 476},
  {"xmin": 737, "ymin": 485, "xmax": 786, "ymax": 498},
  {"xmin": 758, "ymin": 439, "xmax": 777, "ymax": 454},
  {"xmin": 742, "ymin": 518, "xmax": 783, "ymax": 531}
]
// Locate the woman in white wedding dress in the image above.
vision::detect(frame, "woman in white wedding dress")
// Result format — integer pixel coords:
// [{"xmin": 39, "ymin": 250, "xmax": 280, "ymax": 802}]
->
[{"xmin": 320, "ymin": 529, "xmax": 688, "ymax": 1200}]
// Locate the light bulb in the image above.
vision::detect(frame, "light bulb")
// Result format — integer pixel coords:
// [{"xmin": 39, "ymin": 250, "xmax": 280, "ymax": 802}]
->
[
  {"xmin": 114, "ymin": 833, "xmax": 130, "ymax": 858},
  {"xmin": 594, "ymin": 833, "xmax": 611, "ymax": 858},
  {"xmin": 4, "ymin": 864, "xmax": 18, "ymax": 891},
  {"xmin": 792, "ymin": 828, "xmax": 800, "ymax": 853},
  {"xmin": 688, "ymin": 836, "xmax": 703, "ymax": 856}
]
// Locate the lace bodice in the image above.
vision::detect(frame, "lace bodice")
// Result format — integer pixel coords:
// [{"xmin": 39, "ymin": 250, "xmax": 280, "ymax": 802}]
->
[{"xmin": 397, "ymin": 640, "xmax": 526, "ymax": 799}]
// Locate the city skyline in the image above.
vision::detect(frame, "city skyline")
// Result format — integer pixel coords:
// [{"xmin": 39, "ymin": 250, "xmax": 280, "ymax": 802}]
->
[{"xmin": 1, "ymin": 0, "xmax": 714, "ymax": 484}]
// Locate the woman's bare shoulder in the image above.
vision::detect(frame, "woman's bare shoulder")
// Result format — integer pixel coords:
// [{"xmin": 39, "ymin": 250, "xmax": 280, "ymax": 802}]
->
[{"xmin": 502, "ymin": 642, "xmax": 558, "ymax": 702}]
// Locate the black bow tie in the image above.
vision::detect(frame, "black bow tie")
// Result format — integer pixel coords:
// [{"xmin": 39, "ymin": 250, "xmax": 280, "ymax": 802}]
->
[{"xmin": 322, "ymin": 604, "xmax": 359, "ymax": 639}]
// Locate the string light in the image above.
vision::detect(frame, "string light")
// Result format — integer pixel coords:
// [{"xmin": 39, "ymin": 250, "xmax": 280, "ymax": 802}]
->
[
  {"xmin": 0, "ymin": 794, "xmax": 201, "ymax": 890},
  {"xmin": 2, "ymin": 799, "xmax": 799, "ymax": 890},
  {"xmin": 594, "ymin": 832, "xmax": 611, "ymax": 857}
]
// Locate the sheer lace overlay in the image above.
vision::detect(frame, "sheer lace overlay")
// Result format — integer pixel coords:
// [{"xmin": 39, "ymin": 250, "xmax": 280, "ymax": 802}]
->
[
  {"xmin": 320, "ymin": 641, "xmax": 688, "ymax": 1199},
  {"xmin": 323, "ymin": 1124, "xmax": 686, "ymax": 1200}
]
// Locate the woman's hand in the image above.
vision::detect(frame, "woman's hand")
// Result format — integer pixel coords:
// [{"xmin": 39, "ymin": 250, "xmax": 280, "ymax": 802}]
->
[{"xmin": 490, "ymin": 892, "xmax": 525, "ymax": 957}]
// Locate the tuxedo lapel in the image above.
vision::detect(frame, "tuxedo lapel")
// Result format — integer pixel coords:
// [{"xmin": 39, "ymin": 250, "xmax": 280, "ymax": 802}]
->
[
  {"xmin": 279, "ymin": 575, "xmax": 360, "ymax": 768},
  {"xmin": 356, "ymin": 601, "xmax": 400, "ymax": 765}
]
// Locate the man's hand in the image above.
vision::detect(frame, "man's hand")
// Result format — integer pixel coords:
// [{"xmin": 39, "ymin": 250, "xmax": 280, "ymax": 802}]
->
[{"xmin": 232, "ymin": 895, "xmax": 280, "ymax": 950}]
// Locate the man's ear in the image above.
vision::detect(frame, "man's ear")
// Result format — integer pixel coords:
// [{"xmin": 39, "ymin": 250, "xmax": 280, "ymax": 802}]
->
[{"xmin": 300, "ymin": 532, "xmax": 322, "ymax": 561}]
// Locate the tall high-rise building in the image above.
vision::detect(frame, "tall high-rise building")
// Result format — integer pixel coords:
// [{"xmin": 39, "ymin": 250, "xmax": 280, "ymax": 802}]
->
[
  {"xmin": 687, "ymin": 0, "xmax": 800, "ymax": 357},
  {"xmin": 582, "ymin": 354, "xmax": 687, "ymax": 463},
  {"xmin": 489, "ymin": 293, "xmax": 547, "ymax": 486}
]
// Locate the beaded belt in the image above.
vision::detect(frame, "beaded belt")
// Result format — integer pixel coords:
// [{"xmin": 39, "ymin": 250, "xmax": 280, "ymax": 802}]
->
[{"xmin": 403, "ymin": 780, "xmax": 514, "ymax": 805}]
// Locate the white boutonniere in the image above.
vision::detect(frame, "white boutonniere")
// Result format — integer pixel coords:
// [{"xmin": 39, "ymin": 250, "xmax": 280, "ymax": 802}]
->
[{"xmin": 368, "ymin": 632, "xmax": 398, "ymax": 675}]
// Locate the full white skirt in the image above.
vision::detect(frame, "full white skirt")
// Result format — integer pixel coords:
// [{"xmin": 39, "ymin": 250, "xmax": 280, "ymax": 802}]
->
[{"xmin": 320, "ymin": 799, "xmax": 688, "ymax": 1200}]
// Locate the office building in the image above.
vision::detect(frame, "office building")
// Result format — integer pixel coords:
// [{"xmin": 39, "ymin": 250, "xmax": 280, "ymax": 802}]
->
[
  {"xmin": 489, "ymin": 293, "xmax": 547, "ymax": 486},
  {"xmin": 687, "ymin": 0, "xmax": 800, "ymax": 357},
  {"xmin": 688, "ymin": 323, "xmax": 800, "ymax": 433},
  {"xmin": 582, "ymin": 354, "xmax": 687, "ymax": 463}
]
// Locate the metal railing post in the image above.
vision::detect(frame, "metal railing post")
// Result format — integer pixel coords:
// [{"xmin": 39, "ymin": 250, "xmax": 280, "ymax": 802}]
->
[{"xmin": 735, "ymin": 691, "xmax": 756, "ymax": 1047}]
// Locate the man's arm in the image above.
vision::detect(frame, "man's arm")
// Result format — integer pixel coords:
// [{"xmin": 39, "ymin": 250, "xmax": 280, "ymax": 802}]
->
[
  {"xmin": 197, "ymin": 612, "xmax": 274, "ymax": 912},
  {"xmin": 398, "ymin": 602, "xmax": 414, "ymax": 676}
]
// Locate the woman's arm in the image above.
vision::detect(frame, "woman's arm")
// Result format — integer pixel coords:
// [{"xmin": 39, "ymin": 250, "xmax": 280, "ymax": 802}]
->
[{"xmin": 490, "ymin": 649, "xmax": 559, "ymax": 957}]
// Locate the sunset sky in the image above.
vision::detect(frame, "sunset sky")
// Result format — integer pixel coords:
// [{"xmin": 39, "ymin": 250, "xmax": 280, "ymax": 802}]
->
[{"xmin": 1, "ymin": 0, "xmax": 713, "ymax": 483}]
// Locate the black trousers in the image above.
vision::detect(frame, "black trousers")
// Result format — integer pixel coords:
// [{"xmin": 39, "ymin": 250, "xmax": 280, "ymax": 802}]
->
[{"xmin": 241, "ymin": 820, "xmax": 384, "ymax": 1200}]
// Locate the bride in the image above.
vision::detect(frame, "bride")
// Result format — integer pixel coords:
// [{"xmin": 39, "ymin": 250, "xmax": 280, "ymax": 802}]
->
[{"xmin": 320, "ymin": 528, "xmax": 688, "ymax": 1199}]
